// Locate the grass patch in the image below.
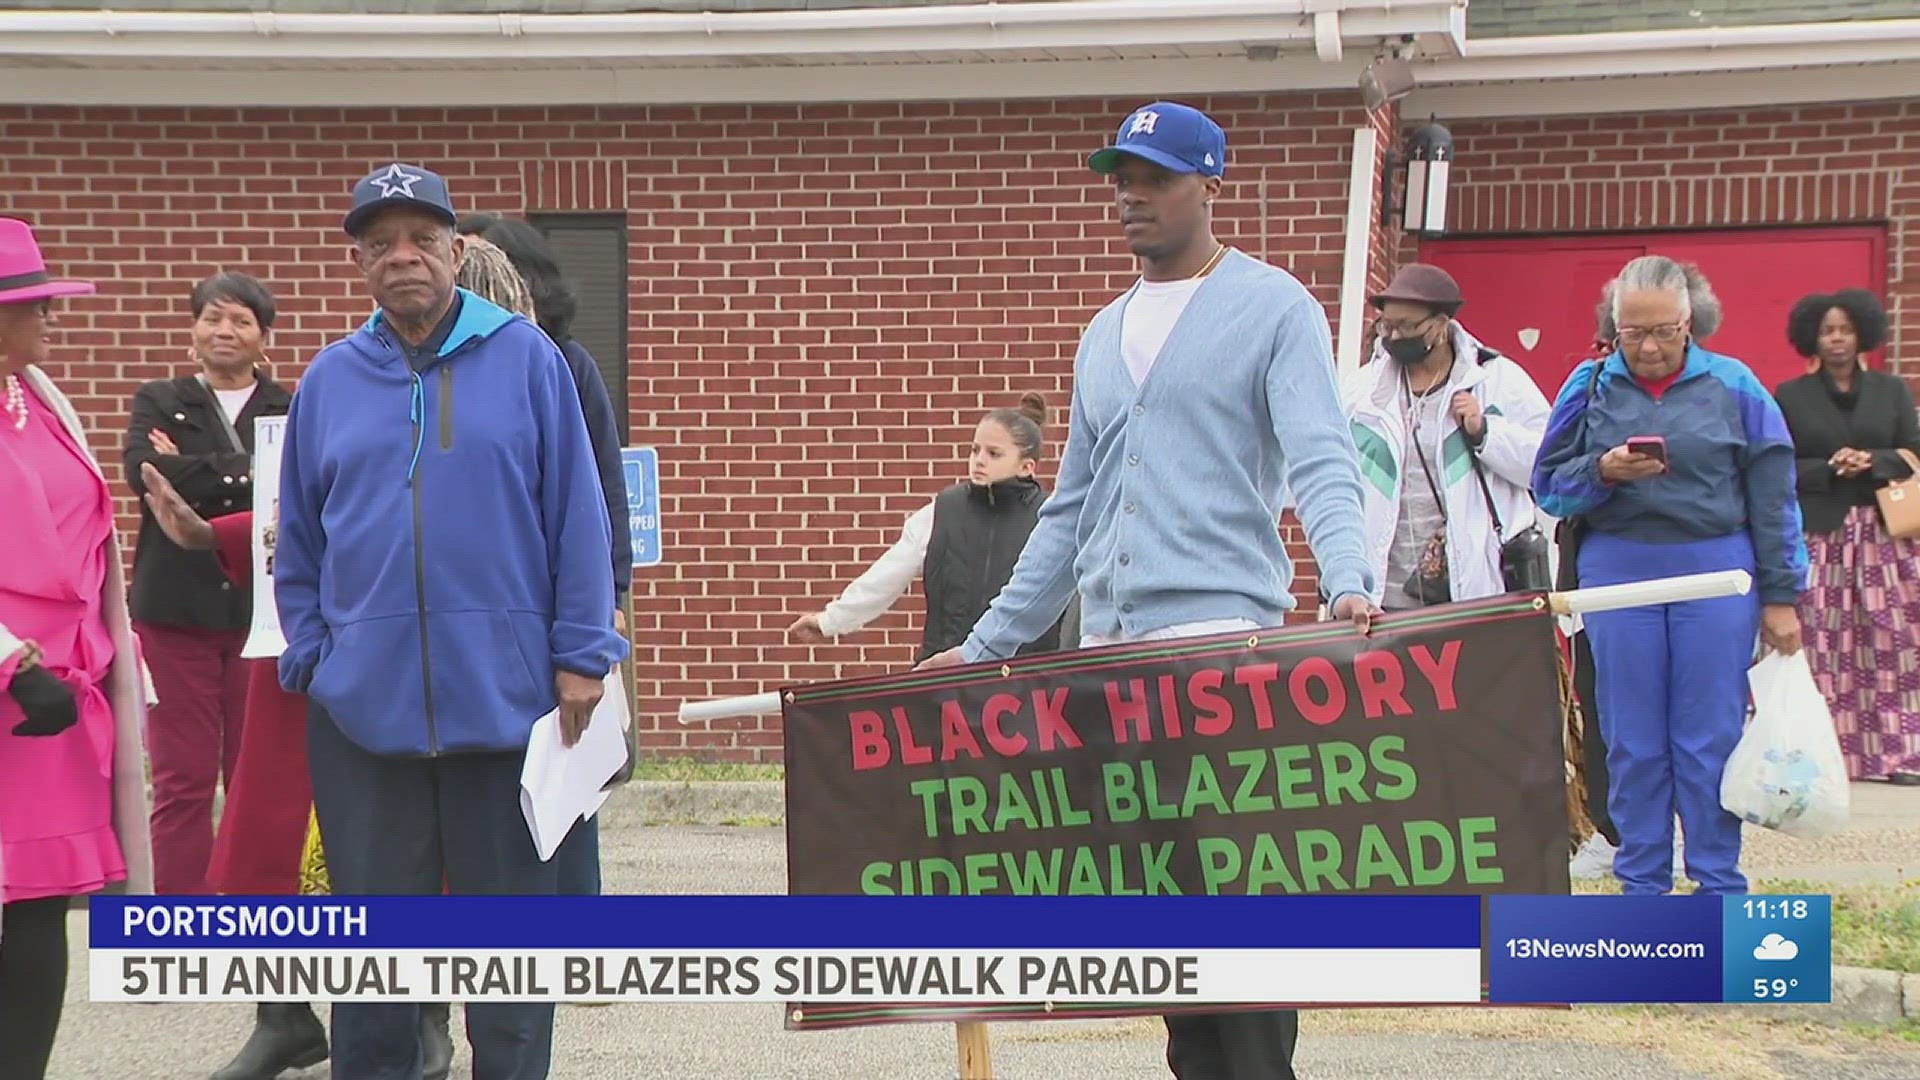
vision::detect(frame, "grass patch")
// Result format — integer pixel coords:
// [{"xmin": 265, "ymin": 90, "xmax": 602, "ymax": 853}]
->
[
  {"xmin": 1575, "ymin": 875, "xmax": 1920, "ymax": 974},
  {"xmin": 635, "ymin": 759, "xmax": 782, "ymax": 783}
]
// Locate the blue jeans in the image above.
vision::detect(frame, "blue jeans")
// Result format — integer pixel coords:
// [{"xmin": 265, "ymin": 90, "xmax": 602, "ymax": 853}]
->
[{"xmin": 1578, "ymin": 530, "xmax": 1760, "ymax": 896}]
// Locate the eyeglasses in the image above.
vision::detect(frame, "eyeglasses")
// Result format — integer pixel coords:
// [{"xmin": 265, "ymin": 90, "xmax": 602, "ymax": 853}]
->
[
  {"xmin": 1615, "ymin": 323, "xmax": 1686, "ymax": 346},
  {"xmin": 1372, "ymin": 315, "xmax": 1437, "ymax": 340}
]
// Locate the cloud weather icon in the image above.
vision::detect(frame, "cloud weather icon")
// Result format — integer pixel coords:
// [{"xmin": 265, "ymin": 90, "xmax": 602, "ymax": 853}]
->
[{"xmin": 1753, "ymin": 934, "xmax": 1800, "ymax": 961}]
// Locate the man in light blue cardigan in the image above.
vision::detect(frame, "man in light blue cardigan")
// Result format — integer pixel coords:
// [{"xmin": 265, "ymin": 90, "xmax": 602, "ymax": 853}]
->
[{"xmin": 921, "ymin": 102, "xmax": 1377, "ymax": 1080}]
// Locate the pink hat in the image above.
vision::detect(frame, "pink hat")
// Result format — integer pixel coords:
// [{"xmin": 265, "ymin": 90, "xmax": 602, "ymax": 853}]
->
[{"xmin": 0, "ymin": 218, "xmax": 95, "ymax": 306}]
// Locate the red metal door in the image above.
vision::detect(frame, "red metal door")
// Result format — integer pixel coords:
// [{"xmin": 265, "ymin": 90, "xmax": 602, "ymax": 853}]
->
[{"xmin": 1421, "ymin": 227, "xmax": 1888, "ymax": 399}]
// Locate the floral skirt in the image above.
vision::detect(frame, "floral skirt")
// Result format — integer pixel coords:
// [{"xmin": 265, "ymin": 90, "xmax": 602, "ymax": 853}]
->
[{"xmin": 1802, "ymin": 505, "xmax": 1920, "ymax": 779}]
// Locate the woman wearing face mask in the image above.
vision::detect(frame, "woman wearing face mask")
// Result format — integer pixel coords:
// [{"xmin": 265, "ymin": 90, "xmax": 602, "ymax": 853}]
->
[
  {"xmin": 788, "ymin": 394, "xmax": 1071, "ymax": 658},
  {"xmin": 1773, "ymin": 289, "xmax": 1920, "ymax": 785},
  {"xmin": 1343, "ymin": 264, "xmax": 1552, "ymax": 611},
  {"xmin": 1534, "ymin": 255, "xmax": 1807, "ymax": 897}
]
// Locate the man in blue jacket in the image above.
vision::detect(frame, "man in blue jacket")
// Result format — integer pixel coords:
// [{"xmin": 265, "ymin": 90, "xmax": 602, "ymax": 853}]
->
[{"xmin": 276, "ymin": 163, "xmax": 628, "ymax": 1080}]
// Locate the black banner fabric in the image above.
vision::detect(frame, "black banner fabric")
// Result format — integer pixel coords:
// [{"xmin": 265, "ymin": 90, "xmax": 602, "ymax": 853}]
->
[{"xmin": 782, "ymin": 595, "xmax": 1570, "ymax": 1029}]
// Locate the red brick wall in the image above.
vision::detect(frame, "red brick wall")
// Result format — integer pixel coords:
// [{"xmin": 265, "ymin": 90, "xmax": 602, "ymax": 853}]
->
[
  {"xmin": 1, "ymin": 93, "xmax": 1378, "ymax": 761},
  {"xmin": 1403, "ymin": 98, "xmax": 1919, "ymax": 377}
]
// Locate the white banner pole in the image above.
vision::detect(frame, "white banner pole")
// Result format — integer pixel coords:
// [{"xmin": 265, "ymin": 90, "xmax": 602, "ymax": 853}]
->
[{"xmin": 673, "ymin": 571, "xmax": 1754, "ymax": 724}]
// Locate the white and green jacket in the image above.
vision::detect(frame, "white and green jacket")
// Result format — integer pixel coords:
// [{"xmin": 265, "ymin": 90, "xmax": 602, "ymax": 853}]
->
[{"xmin": 1341, "ymin": 323, "xmax": 1554, "ymax": 606}]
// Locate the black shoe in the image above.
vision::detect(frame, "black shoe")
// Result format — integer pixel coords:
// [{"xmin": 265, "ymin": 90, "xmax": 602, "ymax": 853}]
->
[
  {"xmin": 211, "ymin": 1002, "xmax": 328, "ymax": 1080},
  {"xmin": 1888, "ymin": 771, "xmax": 1920, "ymax": 787},
  {"xmin": 420, "ymin": 1002, "xmax": 454, "ymax": 1080}
]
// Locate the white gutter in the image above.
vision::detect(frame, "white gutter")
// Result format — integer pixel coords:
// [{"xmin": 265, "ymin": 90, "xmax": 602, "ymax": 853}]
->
[
  {"xmin": 1334, "ymin": 126, "xmax": 1380, "ymax": 381},
  {"xmin": 0, "ymin": 0, "xmax": 1468, "ymax": 61},
  {"xmin": 1440, "ymin": 18, "xmax": 1920, "ymax": 81}
]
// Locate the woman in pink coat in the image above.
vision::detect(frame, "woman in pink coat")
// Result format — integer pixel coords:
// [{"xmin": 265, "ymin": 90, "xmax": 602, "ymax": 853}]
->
[{"xmin": 0, "ymin": 218, "xmax": 154, "ymax": 1080}]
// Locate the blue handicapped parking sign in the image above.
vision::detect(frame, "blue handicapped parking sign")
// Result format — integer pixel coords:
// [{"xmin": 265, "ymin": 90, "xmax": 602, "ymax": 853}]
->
[{"xmin": 620, "ymin": 447, "xmax": 662, "ymax": 568}]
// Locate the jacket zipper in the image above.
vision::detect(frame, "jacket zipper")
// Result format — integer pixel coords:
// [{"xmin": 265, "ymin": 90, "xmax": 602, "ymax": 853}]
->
[
  {"xmin": 439, "ymin": 367, "xmax": 454, "ymax": 450},
  {"xmin": 410, "ymin": 365, "xmax": 441, "ymax": 756},
  {"xmin": 981, "ymin": 487, "xmax": 1001, "ymax": 622}
]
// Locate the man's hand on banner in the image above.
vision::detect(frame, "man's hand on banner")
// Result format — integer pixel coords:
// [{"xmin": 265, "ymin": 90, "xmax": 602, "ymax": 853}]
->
[
  {"xmin": 1331, "ymin": 593, "xmax": 1381, "ymax": 635},
  {"xmin": 916, "ymin": 646, "xmax": 964, "ymax": 671},
  {"xmin": 140, "ymin": 462, "xmax": 216, "ymax": 550},
  {"xmin": 555, "ymin": 669, "xmax": 605, "ymax": 747}
]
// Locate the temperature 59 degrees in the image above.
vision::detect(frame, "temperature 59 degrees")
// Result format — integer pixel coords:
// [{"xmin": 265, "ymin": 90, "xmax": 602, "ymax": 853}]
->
[{"xmin": 1752, "ymin": 977, "xmax": 1800, "ymax": 999}]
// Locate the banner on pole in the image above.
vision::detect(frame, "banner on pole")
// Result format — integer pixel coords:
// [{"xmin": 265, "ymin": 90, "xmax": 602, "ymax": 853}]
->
[
  {"xmin": 240, "ymin": 414, "xmax": 286, "ymax": 660},
  {"xmin": 781, "ymin": 594, "xmax": 1572, "ymax": 1028}
]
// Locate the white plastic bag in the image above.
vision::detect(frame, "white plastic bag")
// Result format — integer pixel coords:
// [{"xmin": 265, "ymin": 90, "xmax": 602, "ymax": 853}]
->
[{"xmin": 1720, "ymin": 650, "xmax": 1850, "ymax": 839}]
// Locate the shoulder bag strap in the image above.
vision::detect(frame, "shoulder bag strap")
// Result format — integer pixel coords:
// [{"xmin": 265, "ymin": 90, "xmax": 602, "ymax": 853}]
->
[{"xmin": 194, "ymin": 373, "xmax": 248, "ymax": 454}]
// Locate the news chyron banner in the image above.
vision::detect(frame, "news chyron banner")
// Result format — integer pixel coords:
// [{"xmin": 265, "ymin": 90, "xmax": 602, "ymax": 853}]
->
[
  {"xmin": 781, "ymin": 594, "xmax": 1572, "ymax": 1028},
  {"xmin": 90, "ymin": 895, "xmax": 1486, "ymax": 1006},
  {"xmin": 87, "ymin": 894, "xmax": 1830, "ymax": 1008}
]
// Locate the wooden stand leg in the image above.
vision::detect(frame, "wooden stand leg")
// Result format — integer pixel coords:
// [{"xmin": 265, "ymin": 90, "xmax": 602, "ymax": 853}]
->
[{"xmin": 955, "ymin": 1021, "xmax": 992, "ymax": 1080}]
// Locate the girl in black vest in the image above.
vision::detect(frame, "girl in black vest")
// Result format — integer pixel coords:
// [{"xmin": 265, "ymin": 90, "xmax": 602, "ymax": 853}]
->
[{"xmin": 788, "ymin": 393, "xmax": 1068, "ymax": 660}]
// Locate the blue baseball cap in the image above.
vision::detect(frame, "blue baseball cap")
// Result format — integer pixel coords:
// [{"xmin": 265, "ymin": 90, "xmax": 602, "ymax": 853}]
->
[
  {"xmin": 1089, "ymin": 102, "xmax": 1226, "ymax": 178},
  {"xmin": 343, "ymin": 163, "xmax": 458, "ymax": 237}
]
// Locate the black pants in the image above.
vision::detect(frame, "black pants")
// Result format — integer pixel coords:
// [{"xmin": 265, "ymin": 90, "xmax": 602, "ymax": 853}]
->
[
  {"xmin": 1571, "ymin": 629, "xmax": 1619, "ymax": 846},
  {"xmin": 0, "ymin": 895, "xmax": 72, "ymax": 1080},
  {"xmin": 1165, "ymin": 1009, "xmax": 1298, "ymax": 1080},
  {"xmin": 307, "ymin": 701, "xmax": 560, "ymax": 1080}
]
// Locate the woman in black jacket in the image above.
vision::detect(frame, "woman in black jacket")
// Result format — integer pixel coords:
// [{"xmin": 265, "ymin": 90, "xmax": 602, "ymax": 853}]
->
[
  {"xmin": 788, "ymin": 393, "xmax": 1069, "ymax": 660},
  {"xmin": 1774, "ymin": 289, "xmax": 1920, "ymax": 784}
]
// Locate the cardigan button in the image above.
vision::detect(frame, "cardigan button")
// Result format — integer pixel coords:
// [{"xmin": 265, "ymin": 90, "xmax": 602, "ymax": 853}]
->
[{"xmin": 173, "ymin": 412, "xmax": 185, "ymax": 421}]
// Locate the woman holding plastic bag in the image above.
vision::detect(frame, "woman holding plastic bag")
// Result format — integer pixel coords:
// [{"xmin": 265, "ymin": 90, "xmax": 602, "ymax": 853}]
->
[
  {"xmin": 1721, "ymin": 650, "xmax": 1851, "ymax": 840},
  {"xmin": 1533, "ymin": 256, "xmax": 1808, "ymax": 897}
]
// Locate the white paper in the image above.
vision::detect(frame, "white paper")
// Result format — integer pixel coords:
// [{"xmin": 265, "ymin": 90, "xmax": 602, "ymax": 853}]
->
[
  {"xmin": 240, "ymin": 415, "xmax": 287, "ymax": 659},
  {"xmin": 520, "ymin": 671, "xmax": 632, "ymax": 861}
]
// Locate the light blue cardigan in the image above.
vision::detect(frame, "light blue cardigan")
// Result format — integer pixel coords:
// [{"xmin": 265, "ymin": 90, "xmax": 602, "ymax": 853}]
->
[{"xmin": 964, "ymin": 250, "xmax": 1375, "ymax": 660}]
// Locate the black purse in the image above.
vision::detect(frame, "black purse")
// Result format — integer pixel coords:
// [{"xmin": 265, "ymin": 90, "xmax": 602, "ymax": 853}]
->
[{"xmin": 1468, "ymin": 449, "xmax": 1553, "ymax": 593}]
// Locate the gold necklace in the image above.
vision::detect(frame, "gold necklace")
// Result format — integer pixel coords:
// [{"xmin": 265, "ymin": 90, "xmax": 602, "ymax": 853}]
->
[{"xmin": 1191, "ymin": 244, "xmax": 1229, "ymax": 279}]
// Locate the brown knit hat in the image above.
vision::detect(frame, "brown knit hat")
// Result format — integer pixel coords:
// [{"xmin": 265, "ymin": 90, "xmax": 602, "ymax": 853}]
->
[{"xmin": 1369, "ymin": 263, "xmax": 1463, "ymax": 312}]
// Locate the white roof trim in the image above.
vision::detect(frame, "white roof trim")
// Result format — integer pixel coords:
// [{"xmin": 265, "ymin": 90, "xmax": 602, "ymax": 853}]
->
[
  {"xmin": 1408, "ymin": 61, "xmax": 1920, "ymax": 120},
  {"xmin": 0, "ymin": 0, "xmax": 1467, "ymax": 62},
  {"xmin": 1437, "ymin": 18, "xmax": 1920, "ymax": 81},
  {"xmin": 0, "ymin": 55, "xmax": 1376, "ymax": 107}
]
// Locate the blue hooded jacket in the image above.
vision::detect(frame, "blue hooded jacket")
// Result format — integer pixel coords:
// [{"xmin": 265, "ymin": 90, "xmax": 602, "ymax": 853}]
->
[
  {"xmin": 1531, "ymin": 344, "xmax": 1809, "ymax": 605},
  {"xmin": 275, "ymin": 289, "xmax": 630, "ymax": 756}
]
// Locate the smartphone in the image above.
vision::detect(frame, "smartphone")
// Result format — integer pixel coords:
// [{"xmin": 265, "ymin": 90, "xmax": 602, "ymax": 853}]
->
[{"xmin": 1625, "ymin": 436, "xmax": 1668, "ymax": 465}]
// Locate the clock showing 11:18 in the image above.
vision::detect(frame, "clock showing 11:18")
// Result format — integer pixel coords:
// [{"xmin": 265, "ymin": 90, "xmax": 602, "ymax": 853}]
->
[{"xmin": 1721, "ymin": 895, "xmax": 1830, "ymax": 1003}]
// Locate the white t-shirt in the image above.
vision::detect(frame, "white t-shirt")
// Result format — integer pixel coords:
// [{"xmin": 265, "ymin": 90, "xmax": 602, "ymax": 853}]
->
[
  {"xmin": 214, "ymin": 384, "xmax": 255, "ymax": 426},
  {"xmin": 1119, "ymin": 276, "xmax": 1205, "ymax": 385}
]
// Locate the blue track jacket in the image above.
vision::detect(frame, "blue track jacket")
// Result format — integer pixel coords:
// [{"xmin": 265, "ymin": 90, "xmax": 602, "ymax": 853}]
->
[{"xmin": 275, "ymin": 289, "xmax": 629, "ymax": 756}]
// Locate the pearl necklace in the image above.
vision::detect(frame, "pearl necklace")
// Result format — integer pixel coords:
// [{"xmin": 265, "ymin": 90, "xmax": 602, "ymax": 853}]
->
[{"xmin": 4, "ymin": 374, "xmax": 25, "ymax": 431}]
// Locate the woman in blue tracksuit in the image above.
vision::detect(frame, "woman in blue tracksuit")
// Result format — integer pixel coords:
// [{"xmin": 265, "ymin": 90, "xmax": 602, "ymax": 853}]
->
[{"xmin": 1533, "ymin": 255, "xmax": 1807, "ymax": 897}]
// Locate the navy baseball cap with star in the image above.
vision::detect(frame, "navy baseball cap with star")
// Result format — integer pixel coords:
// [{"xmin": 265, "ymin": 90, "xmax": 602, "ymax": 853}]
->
[
  {"xmin": 1089, "ymin": 102, "xmax": 1227, "ymax": 178},
  {"xmin": 342, "ymin": 162, "xmax": 459, "ymax": 237}
]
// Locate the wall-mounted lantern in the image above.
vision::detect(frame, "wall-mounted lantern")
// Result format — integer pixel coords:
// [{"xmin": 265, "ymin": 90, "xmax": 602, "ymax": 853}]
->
[{"xmin": 1381, "ymin": 118, "xmax": 1453, "ymax": 236}]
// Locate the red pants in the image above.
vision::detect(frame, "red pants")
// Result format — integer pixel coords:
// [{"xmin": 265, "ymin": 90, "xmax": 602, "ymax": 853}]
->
[{"xmin": 136, "ymin": 621, "xmax": 249, "ymax": 895}]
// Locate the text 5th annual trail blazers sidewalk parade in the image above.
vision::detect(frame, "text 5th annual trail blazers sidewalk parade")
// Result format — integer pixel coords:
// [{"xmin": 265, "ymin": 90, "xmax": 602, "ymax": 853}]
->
[{"xmin": 783, "ymin": 594, "xmax": 1572, "ymax": 1028}]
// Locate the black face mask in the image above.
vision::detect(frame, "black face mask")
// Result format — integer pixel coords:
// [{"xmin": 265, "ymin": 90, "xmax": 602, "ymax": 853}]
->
[{"xmin": 1385, "ymin": 336, "xmax": 1434, "ymax": 365}]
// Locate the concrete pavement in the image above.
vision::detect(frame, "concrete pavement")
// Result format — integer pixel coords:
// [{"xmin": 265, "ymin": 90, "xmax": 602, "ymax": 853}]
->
[{"xmin": 47, "ymin": 781, "xmax": 1920, "ymax": 1079}]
